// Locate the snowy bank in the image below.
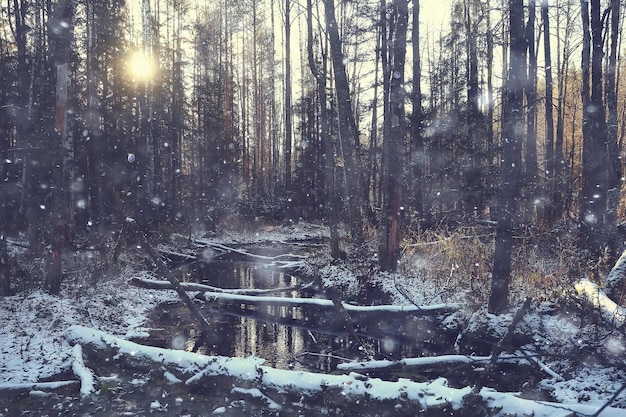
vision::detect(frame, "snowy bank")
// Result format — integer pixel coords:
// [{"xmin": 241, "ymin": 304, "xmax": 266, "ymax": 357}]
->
[{"xmin": 64, "ymin": 325, "xmax": 626, "ymax": 416}]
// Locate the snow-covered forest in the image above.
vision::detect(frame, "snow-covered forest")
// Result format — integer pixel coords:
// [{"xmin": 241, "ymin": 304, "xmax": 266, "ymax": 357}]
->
[{"xmin": 2, "ymin": 0, "xmax": 626, "ymax": 415}]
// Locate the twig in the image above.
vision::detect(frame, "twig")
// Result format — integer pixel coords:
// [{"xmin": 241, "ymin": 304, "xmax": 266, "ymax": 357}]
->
[
  {"xmin": 592, "ymin": 383, "xmax": 626, "ymax": 417},
  {"xmin": 295, "ymin": 351, "xmax": 352, "ymax": 363},
  {"xmin": 125, "ymin": 218, "xmax": 214, "ymax": 337},
  {"xmin": 393, "ymin": 274, "xmax": 423, "ymax": 311},
  {"xmin": 472, "ymin": 297, "xmax": 532, "ymax": 394},
  {"xmin": 519, "ymin": 349, "xmax": 564, "ymax": 381}
]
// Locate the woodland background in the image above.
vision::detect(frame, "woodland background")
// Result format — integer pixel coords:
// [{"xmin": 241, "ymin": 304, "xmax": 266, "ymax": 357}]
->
[{"xmin": 1, "ymin": 0, "xmax": 625, "ymax": 314}]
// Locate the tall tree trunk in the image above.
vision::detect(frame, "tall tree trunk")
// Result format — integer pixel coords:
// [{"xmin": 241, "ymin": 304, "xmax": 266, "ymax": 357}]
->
[
  {"xmin": 323, "ymin": 0, "xmax": 363, "ymax": 241},
  {"xmin": 11, "ymin": 0, "xmax": 41, "ymax": 249},
  {"xmin": 486, "ymin": 11, "xmax": 496, "ymax": 220},
  {"xmin": 140, "ymin": 0, "xmax": 155, "ymax": 225},
  {"xmin": 48, "ymin": 0, "xmax": 76, "ymax": 294},
  {"xmin": 284, "ymin": 0, "xmax": 293, "ymax": 200},
  {"xmin": 0, "ymin": 146, "xmax": 10, "ymax": 294},
  {"xmin": 554, "ymin": 0, "xmax": 573, "ymax": 221},
  {"xmin": 578, "ymin": 0, "xmax": 608, "ymax": 256},
  {"xmin": 379, "ymin": 0, "xmax": 408, "ymax": 272},
  {"xmin": 380, "ymin": 0, "xmax": 390, "ymax": 211},
  {"xmin": 542, "ymin": 0, "xmax": 556, "ymax": 225},
  {"xmin": 604, "ymin": 0, "xmax": 621, "ymax": 230},
  {"xmin": 369, "ymin": 18, "xmax": 382, "ymax": 211},
  {"xmin": 410, "ymin": 0, "xmax": 426, "ymax": 224},
  {"xmin": 462, "ymin": 0, "xmax": 483, "ymax": 216},
  {"xmin": 307, "ymin": 0, "xmax": 341, "ymax": 258},
  {"xmin": 489, "ymin": 0, "xmax": 526, "ymax": 314},
  {"xmin": 524, "ymin": 0, "xmax": 538, "ymax": 221}
]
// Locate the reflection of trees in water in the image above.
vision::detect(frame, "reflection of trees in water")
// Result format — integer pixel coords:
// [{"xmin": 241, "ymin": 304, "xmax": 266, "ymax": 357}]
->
[{"xmin": 151, "ymin": 262, "xmax": 429, "ymax": 373}]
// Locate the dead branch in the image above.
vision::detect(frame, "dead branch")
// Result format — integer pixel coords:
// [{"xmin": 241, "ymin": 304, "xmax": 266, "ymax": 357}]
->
[
  {"xmin": 124, "ymin": 218, "xmax": 214, "ymax": 337},
  {"xmin": 471, "ymin": 297, "xmax": 532, "ymax": 395},
  {"xmin": 128, "ymin": 277, "xmax": 303, "ymax": 296}
]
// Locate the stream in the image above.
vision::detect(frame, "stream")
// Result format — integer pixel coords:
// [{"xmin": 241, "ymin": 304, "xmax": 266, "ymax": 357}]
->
[
  {"xmin": 1, "ymin": 243, "xmax": 550, "ymax": 416},
  {"xmin": 143, "ymin": 258, "xmax": 423, "ymax": 373}
]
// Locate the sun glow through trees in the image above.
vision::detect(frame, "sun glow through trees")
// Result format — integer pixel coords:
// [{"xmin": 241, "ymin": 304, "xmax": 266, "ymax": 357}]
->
[{"xmin": 128, "ymin": 50, "xmax": 155, "ymax": 82}]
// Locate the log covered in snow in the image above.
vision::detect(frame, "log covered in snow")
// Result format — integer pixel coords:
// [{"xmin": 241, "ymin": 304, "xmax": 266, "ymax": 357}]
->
[
  {"xmin": 574, "ymin": 278, "xmax": 626, "ymax": 326},
  {"xmin": 0, "ymin": 380, "xmax": 79, "ymax": 392},
  {"xmin": 128, "ymin": 277, "xmax": 305, "ymax": 296},
  {"xmin": 64, "ymin": 325, "xmax": 623, "ymax": 417},
  {"xmin": 197, "ymin": 290, "xmax": 460, "ymax": 316},
  {"xmin": 71, "ymin": 344, "xmax": 95, "ymax": 396}
]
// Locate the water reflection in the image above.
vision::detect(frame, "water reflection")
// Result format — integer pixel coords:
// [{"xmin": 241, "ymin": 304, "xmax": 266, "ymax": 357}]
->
[{"xmin": 146, "ymin": 261, "xmax": 419, "ymax": 373}]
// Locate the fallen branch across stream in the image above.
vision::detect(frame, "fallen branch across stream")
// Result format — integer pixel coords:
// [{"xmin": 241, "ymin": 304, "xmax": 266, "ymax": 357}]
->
[
  {"xmin": 197, "ymin": 291, "xmax": 460, "ymax": 315},
  {"xmin": 337, "ymin": 353, "xmax": 529, "ymax": 371},
  {"xmin": 337, "ymin": 351, "xmax": 563, "ymax": 380},
  {"xmin": 64, "ymin": 325, "xmax": 623, "ymax": 417},
  {"xmin": 161, "ymin": 241, "xmax": 307, "ymax": 269},
  {"xmin": 0, "ymin": 380, "xmax": 79, "ymax": 392},
  {"xmin": 128, "ymin": 277, "xmax": 307, "ymax": 296}
]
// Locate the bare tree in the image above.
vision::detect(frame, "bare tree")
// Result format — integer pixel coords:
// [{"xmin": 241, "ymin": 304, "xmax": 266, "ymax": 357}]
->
[
  {"xmin": 323, "ymin": 0, "xmax": 363, "ymax": 241},
  {"xmin": 306, "ymin": 0, "xmax": 342, "ymax": 258},
  {"xmin": 410, "ymin": 0, "xmax": 426, "ymax": 223},
  {"xmin": 604, "ymin": 0, "xmax": 622, "ymax": 230},
  {"xmin": 47, "ymin": 0, "xmax": 78, "ymax": 294},
  {"xmin": 578, "ymin": 0, "xmax": 608, "ymax": 255},
  {"xmin": 524, "ymin": 0, "xmax": 538, "ymax": 221},
  {"xmin": 489, "ymin": 0, "xmax": 526, "ymax": 314},
  {"xmin": 542, "ymin": 0, "xmax": 556, "ymax": 224},
  {"xmin": 379, "ymin": 0, "xmax": 409, "ymax": 271},
  {"xmin": 284, "ymin": 0, "xmax": 293, "ymax": 199}
]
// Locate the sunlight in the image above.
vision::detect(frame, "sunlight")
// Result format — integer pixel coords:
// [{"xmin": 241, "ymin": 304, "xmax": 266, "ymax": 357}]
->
[{"xmin": 128, "ymin": 50, "xmax": 155, "ymax": 82}]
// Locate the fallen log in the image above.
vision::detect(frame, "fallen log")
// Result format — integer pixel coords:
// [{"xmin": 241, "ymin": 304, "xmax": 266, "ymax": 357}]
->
[
  {"xmin": 337, "ymin": 350, "xmax": 563, "ymax": 381},
  {"xmin": 71, "ymin": 344, "xmax": 95, "ymax": 396},
  {"xmin": 64, "ymin": 325, "xmax": 624, "ymax": 417},
  {"xmin": 191, "ymin": 242, "xmax": 306, "ymax": 269},
  {"xmin": 197, "ymin": 290, "xmax": 460, "ymax": 316},
  {"xmin": 337, "ymin": 353, "xmax": 528, "ymax": 372},
  {"xmin": 197, "ymin": 291, "xmax": 461, "ymax": 349},
  {"xmin": 574, "ymin": 278, "xmax": 626, "ymax": 327},
  {"xmin": 0, "ymin": 381, "xmax": 79, "ymax": 392},
  {"xmin": 128, "ymin": 277, "xmax": 305, "ymax": 296}
]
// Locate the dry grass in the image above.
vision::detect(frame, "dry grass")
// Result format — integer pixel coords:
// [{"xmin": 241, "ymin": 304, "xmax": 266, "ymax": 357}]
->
[
  {"xmin": 399, "ymin": 224, "xmax": 494, "ymax": 305},
  {"xmin": 398, "ymin": 221, "xmax": 595, "ymax": 307}
]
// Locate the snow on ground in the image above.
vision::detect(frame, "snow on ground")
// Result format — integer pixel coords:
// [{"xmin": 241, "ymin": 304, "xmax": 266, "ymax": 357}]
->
[
  {"xmin": 2, "ymin": 224, "xmax": 626, "ymax": 415},
  {"xmin": 0, "ymin": 265, "xmax": 177, "ymax": 384},
  {"xmin": 64, "ymin": 325, "xmax": 626, "ymax": 417},
  {"xmin": 0, "ymin": 223, "xmax": 327, "ymax": 386}
]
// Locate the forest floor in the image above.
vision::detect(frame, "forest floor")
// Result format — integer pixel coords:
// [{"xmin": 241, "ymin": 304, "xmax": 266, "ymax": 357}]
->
[{"xmin": 1, "ymin": 220, "xmax": 626, "ymax": 416}]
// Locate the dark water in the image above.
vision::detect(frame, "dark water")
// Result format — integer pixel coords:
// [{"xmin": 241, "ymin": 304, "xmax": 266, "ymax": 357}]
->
[{"xmin": 144, "ymin": 260, "xmax": 422, "ymax": 373}]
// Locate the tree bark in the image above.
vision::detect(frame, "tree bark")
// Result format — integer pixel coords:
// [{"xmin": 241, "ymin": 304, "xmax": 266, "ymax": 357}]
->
[
  {"xmin": 284, "ymin": 0, "xmax": 293, "ymax": 198},
  {"xmin": 379, "ymin": 0, "xmax": 408, "ymax": 272},
  {"xmin": 524, "ymin": 0, "xmax": 538, "ymax": 222},
  {"xmin": 489, "ymin": 0, "xmax": 526, "ymax": 314},
  {"xmin": 542, "ymin": 0, "xmax": 555, "ymax": 224},
  {"xmin": 48, "ymin": 0, "xmax": 76, "ymax": 295},
  {"xmin": 578, "ymin": 0, "xmax": 608, "ymax": 256},
  {"xmin": 604, "ymin": 0, "xmax": 621, "ymax": 230},
  {"xmin": 307, "ymin": 0, "xmax": 342, "ymax": 258},
  {"xmin": 410, "ymin": 0, "xmax": 427, "ymax": 224},
  {"xmin": 323, "ymin": 0, "xmax": 363, "ymax": 241}
]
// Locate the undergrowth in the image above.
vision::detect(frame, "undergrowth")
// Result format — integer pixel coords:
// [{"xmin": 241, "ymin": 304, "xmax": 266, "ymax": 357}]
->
[{"xmin": 397, "ymin": 220, "xmax": 601, "ymax": 307}]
